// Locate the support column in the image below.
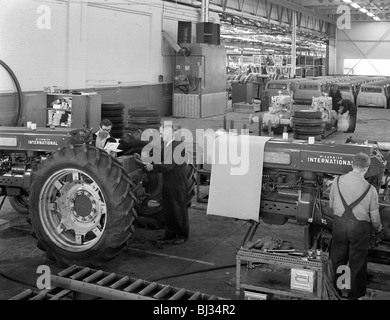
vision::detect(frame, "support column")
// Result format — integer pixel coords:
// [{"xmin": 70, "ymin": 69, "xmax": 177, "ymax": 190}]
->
[
  {"xmin": 291, "ymin": 11, "xmax": 297, "ymax": 78},
  {"xmin": 205, "ymin": 0, "xmax": 209, "ymax": 22}
]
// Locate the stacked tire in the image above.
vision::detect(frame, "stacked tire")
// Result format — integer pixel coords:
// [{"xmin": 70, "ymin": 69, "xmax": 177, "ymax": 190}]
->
[
  {"xmin": 292, "ymin": 110, "xmax": 325, "ymax": 140},
  {"xmin": 126, "ymin": 107, "xmax": 161, "ymax": 133},
  {"xmin": 101, "ymin": 102, "xmax": 125, "ymax": 139}
]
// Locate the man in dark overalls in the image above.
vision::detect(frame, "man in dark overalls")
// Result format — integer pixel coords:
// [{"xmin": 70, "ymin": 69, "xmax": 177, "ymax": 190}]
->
[
  {"xmin": 144, "ymin": 124, "xmax": 189, "ymax": 245},
  {"xmin": 329, "ymin": 152, "xmax": 382, "ymax": 299},
  {"xmin": 337, "ymin": 97, "xmax": 357, "ymax": 133},
  {"xmin": 329, "ymin": 85, "xmax": 342, "ymax": 113}
]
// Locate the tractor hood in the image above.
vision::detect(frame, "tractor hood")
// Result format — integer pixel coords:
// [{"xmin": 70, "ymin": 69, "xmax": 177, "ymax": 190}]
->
[{"xmin": 0, "ymin": 126, "xmax": 89, "ymax": 152}]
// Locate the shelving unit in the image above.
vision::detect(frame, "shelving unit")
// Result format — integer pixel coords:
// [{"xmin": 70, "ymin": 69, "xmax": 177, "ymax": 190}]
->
[
  {"xmin": 46, "ymin": 93, "xmax": 102, "ymax": 130},
  {"xmin": 236, "ymin": 248, "xmax": 326, "ymax": 300},
  {"xmin": 296, "ymin": 55, "xmax": 326, "ymax": 77}
]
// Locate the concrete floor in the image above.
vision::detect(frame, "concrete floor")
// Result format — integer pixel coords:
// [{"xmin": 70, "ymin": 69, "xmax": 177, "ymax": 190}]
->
[{"xmin": 1, "ymin": 105, "xmax": 390, "ymax": 300}]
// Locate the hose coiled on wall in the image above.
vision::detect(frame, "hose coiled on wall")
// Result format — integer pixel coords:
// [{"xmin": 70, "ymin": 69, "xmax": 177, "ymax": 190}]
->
[{"xmin": 0, "ymin": 59, "xmax": 23, "ymax": 126}]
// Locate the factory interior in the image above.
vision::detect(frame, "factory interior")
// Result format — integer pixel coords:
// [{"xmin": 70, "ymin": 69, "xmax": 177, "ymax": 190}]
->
[{"xmin": 1, "ymin": 0, "xmax": 390, "ymax": 311}]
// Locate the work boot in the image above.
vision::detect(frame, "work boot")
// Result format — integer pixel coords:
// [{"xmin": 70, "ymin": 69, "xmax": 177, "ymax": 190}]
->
[
  {"xmin": 172, "ymin": 237, "xmax": 187, "ymax": 245},
  {"xmin": 157, "ymin": 230, "xmax": 177, "ymax": 242}
]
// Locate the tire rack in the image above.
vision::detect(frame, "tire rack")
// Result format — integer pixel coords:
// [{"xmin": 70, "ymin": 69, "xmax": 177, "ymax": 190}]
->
[{"xmin": 9, "ymin": 265, "xmax": 226, "ymax": 300}]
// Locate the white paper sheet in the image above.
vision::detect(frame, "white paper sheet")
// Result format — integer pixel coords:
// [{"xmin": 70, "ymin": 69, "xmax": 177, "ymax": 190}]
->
[
  {"xmin": 206, "ymin": 134, "xmax": 271, "ymax": 222},
  {"xmin": 104, "ymin": 142, "xmax": 122, "ymax": 153}
]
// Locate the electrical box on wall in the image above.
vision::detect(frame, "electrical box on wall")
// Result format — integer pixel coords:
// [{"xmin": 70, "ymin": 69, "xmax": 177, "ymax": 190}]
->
[
  {"xmin": 46, "ymin": 93, "xmax": 102, "ymax": 130},
  {"xmin": 174, "ymin": 57, "xmax": 202, "ymax": 94}
]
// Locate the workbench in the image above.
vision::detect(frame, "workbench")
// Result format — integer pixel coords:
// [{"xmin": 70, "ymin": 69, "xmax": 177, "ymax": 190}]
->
[{"xmin": 236, "ymin": 248, "xmax": 327, "ymax": 300}]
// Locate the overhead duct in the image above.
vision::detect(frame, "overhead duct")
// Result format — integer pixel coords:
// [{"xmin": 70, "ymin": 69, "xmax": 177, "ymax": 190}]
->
[
  {"xmin": 200, "ymin": 0, "xmax": 210, "ymax": 22},
  {"xmin": 196, "ymin": 22, "xmax": 220, "ymax": 45},
  {"xmin": 162, "ymin": 30, "xmax": 191, "ymax": 56},
  {"xmin": 205, "ymin": 0, "xmax": 209, "ymax": 23},
  {"xmin": 177, "ymin": 21, "xmax": 192, "ymax": 45}
]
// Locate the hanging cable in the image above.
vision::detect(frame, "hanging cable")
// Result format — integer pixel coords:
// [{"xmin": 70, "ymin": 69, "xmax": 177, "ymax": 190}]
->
[
  {"xmin": 0, "ymin": 60, "xmax": 23, "ymax": 126},
  {"xmin": 151, "ymin": 263, "xmax": 239, "ymax": 282}
]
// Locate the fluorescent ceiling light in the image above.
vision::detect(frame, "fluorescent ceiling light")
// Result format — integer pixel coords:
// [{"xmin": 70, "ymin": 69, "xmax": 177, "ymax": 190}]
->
[
  {"xmin": 351, "ymin": 3, "xmax": 361, "ymax": 8},
  {"xmin": 367, "ymin": 12, "xmax": 375, "ymax": 17},
  {"xmin": 373, "ymin": 16, "xmax": 381, "ymax": 20},
  {"xmin": 359, "ymin": 7, "xmax": 368, "ymax": 13},
  {"xmin": 342, "ymin": 0, "xmax": 352, "ymax": 3}
]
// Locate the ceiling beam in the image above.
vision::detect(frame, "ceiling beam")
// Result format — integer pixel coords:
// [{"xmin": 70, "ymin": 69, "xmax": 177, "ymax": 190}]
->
[
  {"xmin": 167, "ymin": 0, "xmax": 335, "ymax": 25},
  {"xmin": 300, "ymin": 0, "xmax": 344, "ymax": 7},
  {"xmin": 265, "ymin": 0, "xmax": 336, "ymax": 24},
  {"xmin": 300, "ymin": 0, "xmax": 390, "ymax": 6},
  {"xmin": 319, "ymin": 8, "xmax": 390, "ymax": 15}
]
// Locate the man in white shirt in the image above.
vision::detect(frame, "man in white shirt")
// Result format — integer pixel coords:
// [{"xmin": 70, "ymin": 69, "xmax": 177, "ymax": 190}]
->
[{"xmin": 95, "ymin": 119, "xmax": 114, "ymax": 149}]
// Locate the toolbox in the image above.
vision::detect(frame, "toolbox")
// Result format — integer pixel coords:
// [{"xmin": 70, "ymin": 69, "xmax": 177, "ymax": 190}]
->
[{"xmin": 290, "ymin": 268, "xmax": 316, "ymax": 293}]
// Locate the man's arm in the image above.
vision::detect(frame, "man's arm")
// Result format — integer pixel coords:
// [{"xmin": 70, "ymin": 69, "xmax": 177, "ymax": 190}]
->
[
  {"xmin": 369, "ymin": 187, "xmax": 382, "ymax": 231},
  {"xmin": 329, "ymin": 178, "xmax": 337, "ymax": 210}
]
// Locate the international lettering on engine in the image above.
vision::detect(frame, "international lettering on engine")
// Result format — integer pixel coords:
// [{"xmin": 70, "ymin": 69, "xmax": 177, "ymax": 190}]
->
[
  {"xmin": 301, "ymin": 151, "xmax": 353, "ymax": 169},
  {"xmin": 28, "ymin": 139, "xmax": 58, "ymax": 146}
]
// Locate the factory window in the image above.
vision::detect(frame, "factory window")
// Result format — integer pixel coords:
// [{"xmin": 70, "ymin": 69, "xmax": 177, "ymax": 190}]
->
[
  {"xmin": 344, "ymin": 59, "xmax": 390, "ymax": 76},
  {"xmin": 361, "ymin": 87, "xmax": 383, "ymax": 93},
  {"xmin": 299, "ymin": 84, "xmax": 319, "ymax": 90},
  {"xmin": 268, "ymin": 83, "xmax": 287, "ymax": 89}
]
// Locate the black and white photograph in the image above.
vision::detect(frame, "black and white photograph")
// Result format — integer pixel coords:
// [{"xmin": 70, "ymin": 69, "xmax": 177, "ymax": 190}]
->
[{"xmin": 1, "ymin": 0, "xmax": 390, "ymax": 310}]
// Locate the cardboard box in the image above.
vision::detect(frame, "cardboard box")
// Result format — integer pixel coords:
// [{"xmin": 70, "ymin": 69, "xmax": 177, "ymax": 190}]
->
[{"xmin": 290, "ymin": 268, "xmax": 316, "ymax": 293}]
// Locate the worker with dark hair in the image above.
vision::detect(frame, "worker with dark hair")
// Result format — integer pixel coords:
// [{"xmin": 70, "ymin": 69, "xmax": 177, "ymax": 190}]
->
[
  {"xmin": 336, "ymin": 97, "xmax": 357, "ymax": 133},
  {"xmin": 95, "ymin": 118, "xmax": 115, "ymax": 149},
  {"xmin": 329, "ymin": 152, "xmax": 382, "ymax": 300},
  {"xmin": 144, "ymin": 124, "xmax": 189, "ymax": 245}
]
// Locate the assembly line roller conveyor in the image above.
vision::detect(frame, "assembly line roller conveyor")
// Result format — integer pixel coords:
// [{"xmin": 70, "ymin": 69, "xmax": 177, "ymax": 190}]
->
[{"xmin": 9, "ymin": 265, "xmax": 227, "ymax": 300}]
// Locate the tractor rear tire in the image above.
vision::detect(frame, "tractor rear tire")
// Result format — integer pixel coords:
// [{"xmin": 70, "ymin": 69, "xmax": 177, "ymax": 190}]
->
[
  {"xmin": 29, "ymin": 144, "xmax": 138, "ymax": 267},
  {"xmin": 9, "ymin": 195, "xmax": 29, "ymax": 214}
]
